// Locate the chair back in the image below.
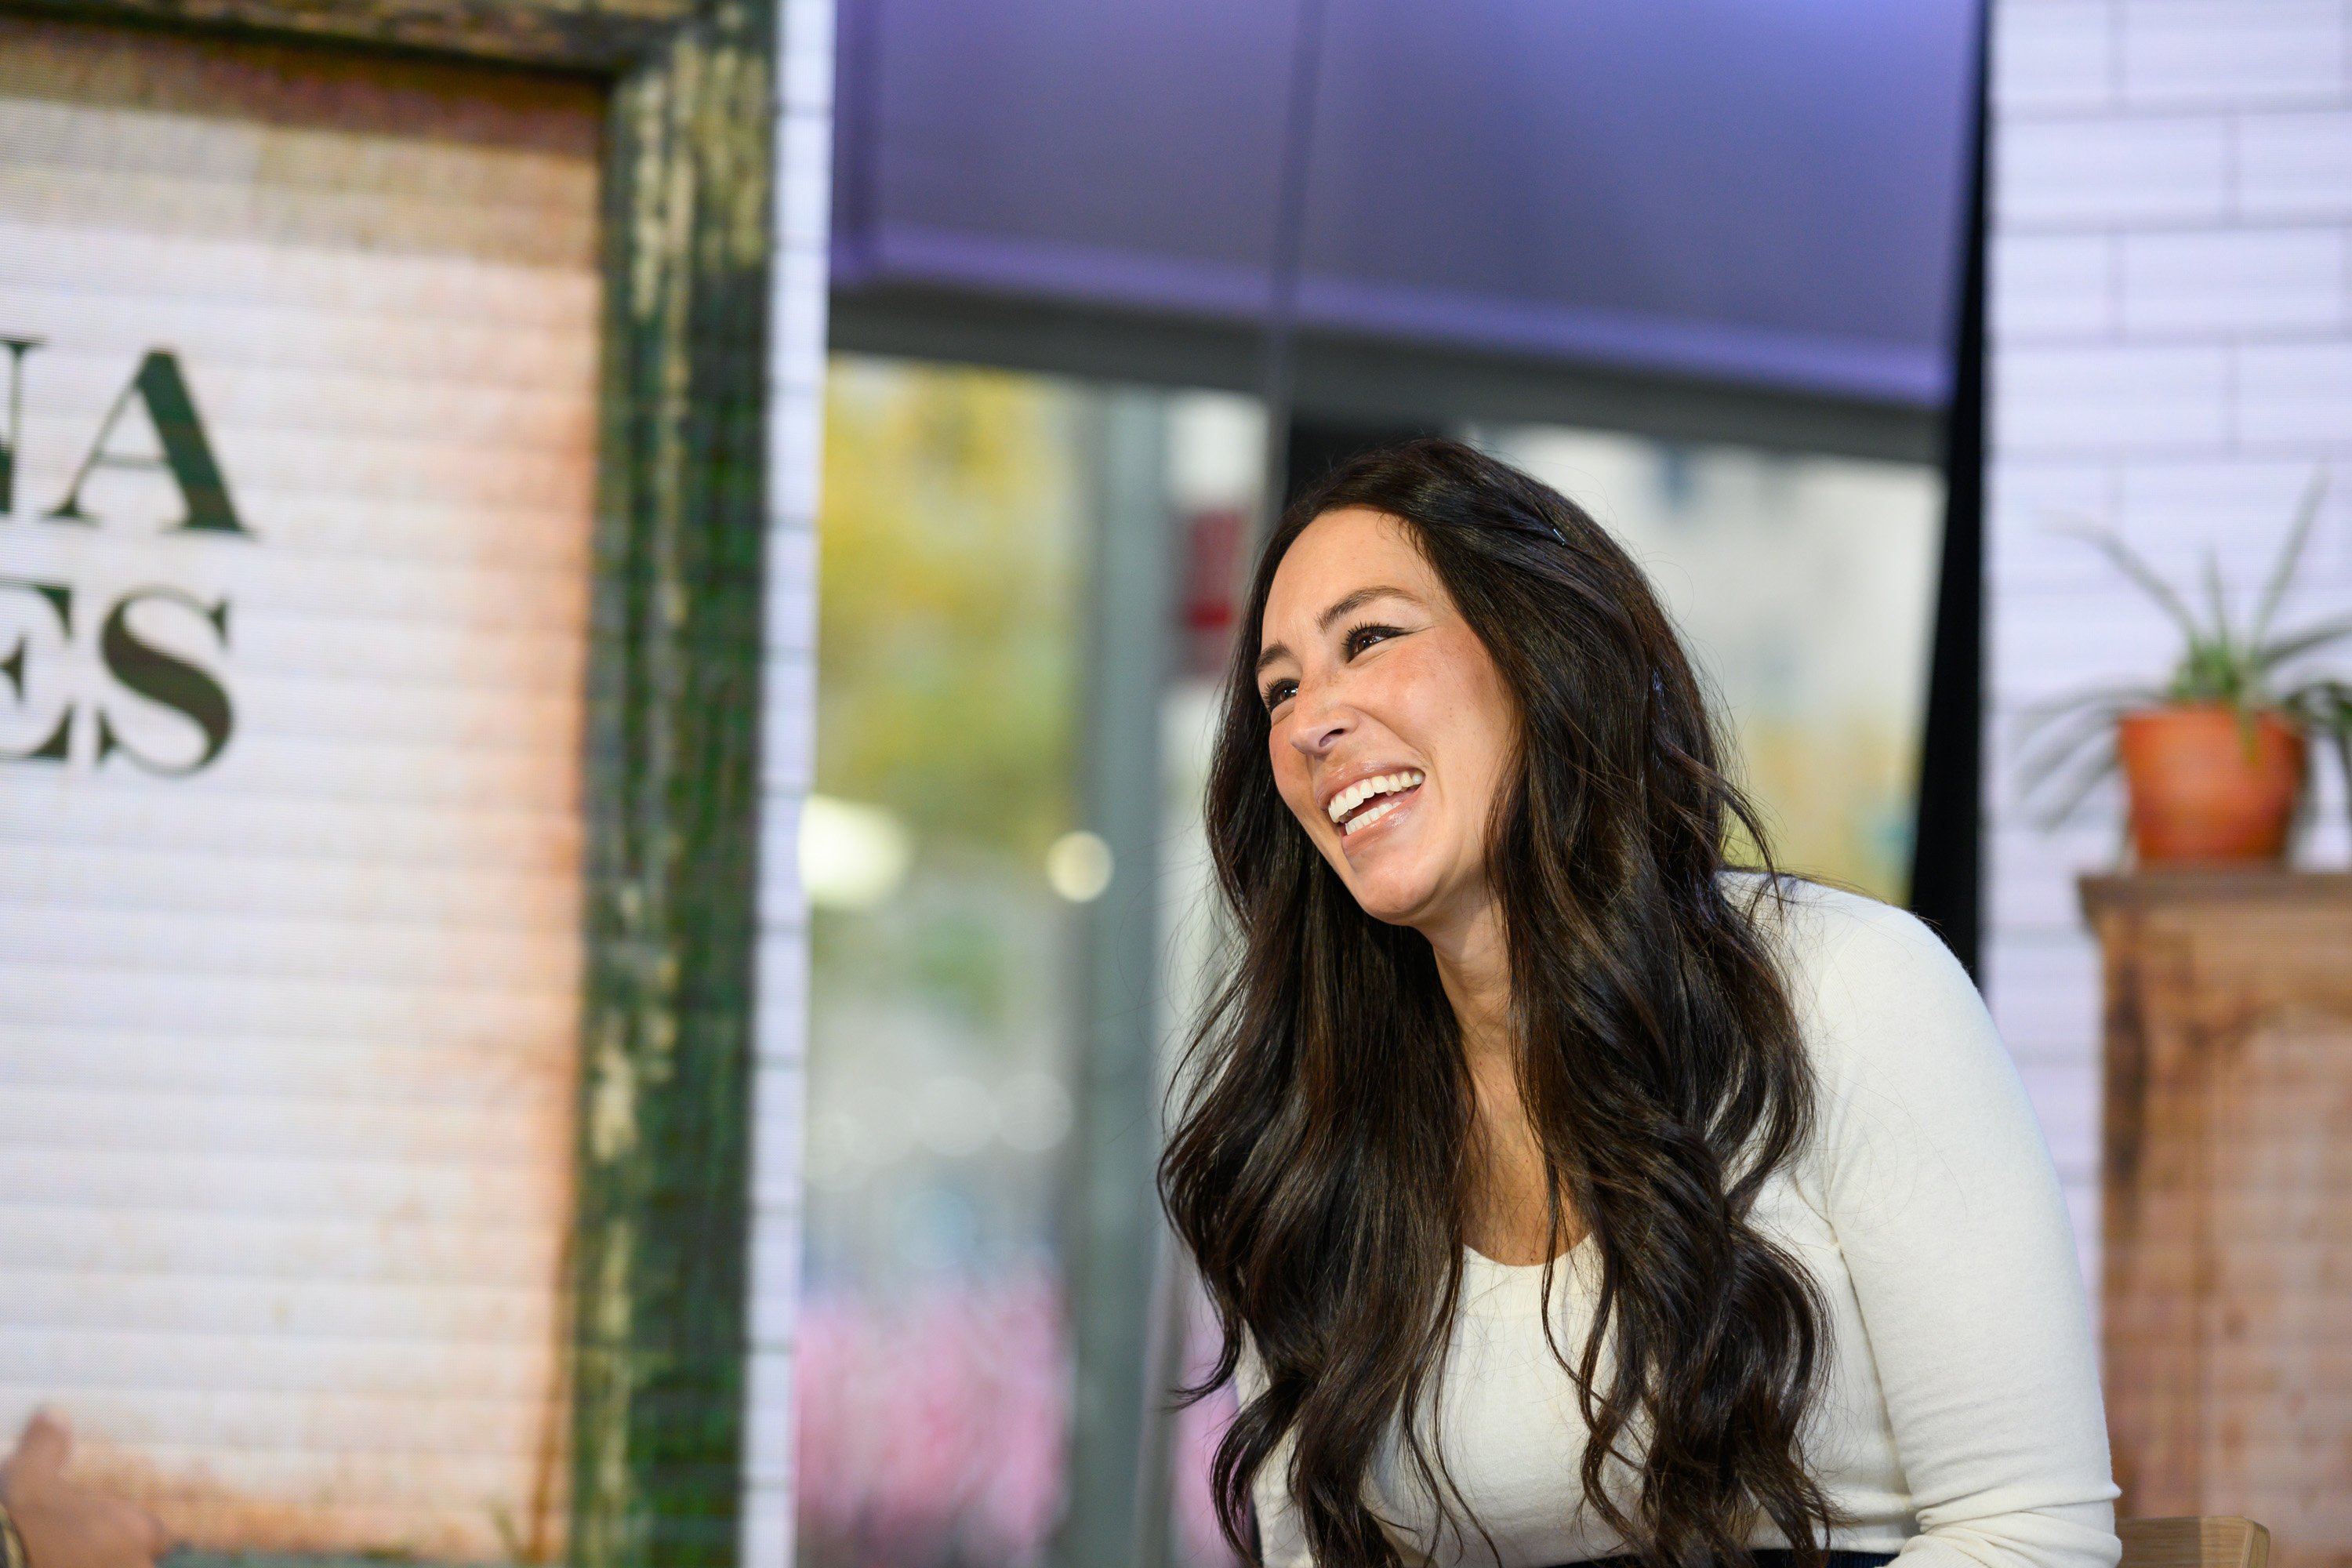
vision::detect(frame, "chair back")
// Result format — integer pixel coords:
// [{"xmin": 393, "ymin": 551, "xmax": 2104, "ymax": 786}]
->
[{"xmin": 2118, "ymin": 1516, "xmax": 2270, "ymax": 1568}]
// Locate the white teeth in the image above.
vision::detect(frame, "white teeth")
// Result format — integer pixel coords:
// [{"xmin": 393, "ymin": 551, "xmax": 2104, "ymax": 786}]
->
[
  {"xmin": 1344, "ymin": 797, "xmax": 1405, "ymax": 837},
  {"xmin": 1325, "ymin": 769, "xmax": 1426, "ymax": 825}
]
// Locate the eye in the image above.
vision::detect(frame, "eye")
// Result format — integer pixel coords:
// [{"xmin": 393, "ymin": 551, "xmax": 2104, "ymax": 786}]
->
[
  {"xmin": 1261, "ymin": 677, "xmax": 1297, "ymax": 713},
  {"xmin": 1343, "ymin": 622, "xmax": 1404, "ymax": 658}
]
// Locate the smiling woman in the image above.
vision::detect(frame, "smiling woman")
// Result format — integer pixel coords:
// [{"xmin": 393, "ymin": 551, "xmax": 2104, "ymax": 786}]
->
[
  {"xmin": 1160, "ymin": 440, "xmax": 2118, "ymax": 1568},
  {"xmin": 1255, "ymin": 512, "xmax": 1519, "ymax": 946}
]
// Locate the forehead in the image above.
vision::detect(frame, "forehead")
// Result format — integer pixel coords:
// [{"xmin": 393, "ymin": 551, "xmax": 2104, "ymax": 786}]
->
[{"xmin": 1262, "ymin": 508, "xmax": 1432, "ymax": 629}]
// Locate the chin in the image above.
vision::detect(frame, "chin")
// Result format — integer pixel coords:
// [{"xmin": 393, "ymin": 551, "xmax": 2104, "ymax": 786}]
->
[{"xmin": 1338, "ymin": 864, "xmax": 1443, "ymax": 927}]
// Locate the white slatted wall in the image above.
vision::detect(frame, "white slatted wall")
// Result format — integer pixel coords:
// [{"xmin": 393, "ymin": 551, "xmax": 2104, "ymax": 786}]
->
[
  {"xmin": 0, "ymin": 20, "xmax": 601, "ymax": 1558},
  {"xmin": 1987, "ymin": 0, "xmax": 2352, "ymax": 1287},
  {"xmin": 742, "ymin": 0, "xmax": 832, "ymax": 1560}
]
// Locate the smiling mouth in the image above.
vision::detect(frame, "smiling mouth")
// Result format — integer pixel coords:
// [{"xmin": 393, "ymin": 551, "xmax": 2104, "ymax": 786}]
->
[{"xmin": 1326, "ymin": 769, "xmax": 1425, "ymax": 837}]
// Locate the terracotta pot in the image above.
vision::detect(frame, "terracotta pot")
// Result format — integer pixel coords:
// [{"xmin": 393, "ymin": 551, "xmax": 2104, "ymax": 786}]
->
[{"xmin": 2116, "ymin": 705, "xmax": 2306, "ymax": 863}]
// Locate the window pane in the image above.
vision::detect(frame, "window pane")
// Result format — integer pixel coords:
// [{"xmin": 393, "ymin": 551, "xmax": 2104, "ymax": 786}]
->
[
  {"xmin": 797, "ymin": 357, "xmax": 1090, "ymax": 1568},
  {"xmin": 1490, "ymin": 427, "xmax": 1944, "ymax": 901}
]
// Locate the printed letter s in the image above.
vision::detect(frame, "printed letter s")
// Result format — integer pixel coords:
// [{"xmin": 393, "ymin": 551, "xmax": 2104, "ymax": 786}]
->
[{"xmin": 97, "ymin": 587, "xmax": 232, "ymax": 775}]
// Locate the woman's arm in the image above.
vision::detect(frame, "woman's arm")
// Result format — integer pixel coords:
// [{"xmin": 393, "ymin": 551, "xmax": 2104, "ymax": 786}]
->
[{"xmin": 1796, "ymin": 892, "xmax": 2120, "ymax": 1568}]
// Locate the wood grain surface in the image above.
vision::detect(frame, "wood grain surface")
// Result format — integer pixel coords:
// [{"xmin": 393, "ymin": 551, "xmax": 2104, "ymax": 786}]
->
[
  {"xmin": 11, "ymin": 0, "xmax": 691, "ymax": 70},
  {"xmin": 2085, "ymin": 874, "xmax": 2352, "ymax": 1568}
]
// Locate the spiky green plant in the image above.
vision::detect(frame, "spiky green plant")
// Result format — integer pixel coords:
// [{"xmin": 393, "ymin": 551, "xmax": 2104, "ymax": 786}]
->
[{"xmin": 2014, "ymin": 471, "xmax": 2352, "ymax": 829}]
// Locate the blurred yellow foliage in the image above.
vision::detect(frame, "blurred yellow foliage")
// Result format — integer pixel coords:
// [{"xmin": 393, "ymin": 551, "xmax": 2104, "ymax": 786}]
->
[
  {"xmin": 1736, "ymin": 718, "xmax": 1916, "ymax": 904},
  {"xmin": 816, "ymin": 357, "xmax": 1086, "ymax": 861}
]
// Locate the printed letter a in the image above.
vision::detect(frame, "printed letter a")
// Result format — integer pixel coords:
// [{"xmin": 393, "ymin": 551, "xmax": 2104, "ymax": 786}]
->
[{"xmin": 48, "ymin": 350, "xmax": 250, "ymax": 535}]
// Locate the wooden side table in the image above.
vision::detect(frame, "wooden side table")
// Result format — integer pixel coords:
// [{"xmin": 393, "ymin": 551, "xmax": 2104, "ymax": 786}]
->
[{"xmin": 2080, "ymin": 873, "xmax": 2352, "ymax": 1568}]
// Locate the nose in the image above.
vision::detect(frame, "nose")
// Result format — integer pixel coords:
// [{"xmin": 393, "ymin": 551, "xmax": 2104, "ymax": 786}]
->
[{"xmin": 1287, "ymin": 685, "xmax": 1350, "ymax": 757}]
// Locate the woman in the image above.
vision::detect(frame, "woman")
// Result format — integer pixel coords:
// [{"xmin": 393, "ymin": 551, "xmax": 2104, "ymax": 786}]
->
[{"xmin": 1159, "ymin": 440, "xmax": 2117, "ymax": 1568}]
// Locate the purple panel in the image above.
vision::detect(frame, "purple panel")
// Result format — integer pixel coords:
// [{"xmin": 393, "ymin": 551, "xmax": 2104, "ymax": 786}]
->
[
  {"xmin": 834, "ymin": 0, "xmax": 1978, "ymax": 405},
  {"xmin": 833, "ymin": 0, "xmax": 1292, "ymax": 278}
]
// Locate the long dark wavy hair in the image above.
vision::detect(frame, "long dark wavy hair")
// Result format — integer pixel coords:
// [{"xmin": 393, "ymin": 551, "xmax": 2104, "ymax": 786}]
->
[{"xmin": 1159, "ymin": 439, "xmax": 1837, "ymax": 1568}]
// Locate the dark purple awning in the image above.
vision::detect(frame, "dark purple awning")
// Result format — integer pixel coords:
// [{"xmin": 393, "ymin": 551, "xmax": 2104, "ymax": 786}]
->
[{"xmin": 832, "ymin": 0, "xmax": 1979, "ymax": 407}]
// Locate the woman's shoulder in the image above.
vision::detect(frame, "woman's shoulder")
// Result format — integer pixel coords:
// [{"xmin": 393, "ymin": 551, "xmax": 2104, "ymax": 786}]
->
[
  {"xmin": 1719, "ymin": 870, "xmax": 1991, "ymax": 1081},
  {"xmin": 1721, "ymin": 870, "xmax": 1961, "ymax": 978},
  {"xmin": 1721, "ymin": 880, "xmax": 2070, "ymax": 1255}
]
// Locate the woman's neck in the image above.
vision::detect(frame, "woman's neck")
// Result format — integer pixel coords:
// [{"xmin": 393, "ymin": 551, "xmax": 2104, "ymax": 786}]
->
[
  {"xmin": 1425, "ymin": 899, "xmax": 1573, "ymax": 1265},
  {"xmin": 1425, "ymin": 897, "xmax": 1512, "ymax": 1065}
]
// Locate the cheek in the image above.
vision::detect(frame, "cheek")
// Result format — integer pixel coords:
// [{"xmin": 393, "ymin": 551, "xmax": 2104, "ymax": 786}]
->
[
  {"xmin": 1464, "ymin": 671, "xmax": 1519, "ymax": 789},
  {"xmin": 1267, "ymin": 726, "xmax": 1317, "ymax": 826},
  {"xmin": 1395, "ymin": 641, "xmax": 1515, "ymax": 802}
]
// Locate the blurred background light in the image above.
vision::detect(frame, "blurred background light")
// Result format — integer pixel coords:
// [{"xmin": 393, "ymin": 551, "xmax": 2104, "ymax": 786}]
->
[
  {"xmin": 916, "ymin": 1075, "xmax": 1000, "ymax": 1156},
  {"xmin": 996, "ymin": 1069, "xmax": 1076, "ymax": 1153},
  {"xmin": 802, "ymin": 792, "xmax": 919, "ymax": 909},
  {"xmin": 1044, "ymin": 829, "xmax": 1116, "ymax": 902}
]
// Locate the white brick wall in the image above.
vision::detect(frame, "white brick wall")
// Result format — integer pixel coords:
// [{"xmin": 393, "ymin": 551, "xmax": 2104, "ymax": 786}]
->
[
  {"xmin": 742, "ymin": 0, "xmax": 833, "ymax": 1562},
  {"xmin": 1987, "ymin": 0, "xmax": 2352, "ymax": 1290}
]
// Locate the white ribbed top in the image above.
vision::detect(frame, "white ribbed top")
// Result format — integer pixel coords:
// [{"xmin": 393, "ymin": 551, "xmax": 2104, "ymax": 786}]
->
[{"xmin": 1242, "ymin": 880, "xmax": 2120, "ymax": 1568}]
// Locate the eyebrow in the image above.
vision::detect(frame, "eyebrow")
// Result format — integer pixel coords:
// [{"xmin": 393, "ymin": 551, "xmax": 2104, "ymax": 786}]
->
[{"xmin": 1254, "ymin": 585, "xmax": 1421, "ymax": 675}]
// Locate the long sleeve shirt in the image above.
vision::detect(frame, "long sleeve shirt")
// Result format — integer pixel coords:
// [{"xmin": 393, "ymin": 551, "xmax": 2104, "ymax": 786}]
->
[{"xmin": 1242, "ymin": 880, "xmax": 2121, "ymax": 1568}]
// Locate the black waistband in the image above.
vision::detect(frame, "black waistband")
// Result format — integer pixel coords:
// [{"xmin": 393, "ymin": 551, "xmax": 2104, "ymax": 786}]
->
[{"xmin": 1549, "ymin": 1553, "xmax": 1896, "ymax": 1568}]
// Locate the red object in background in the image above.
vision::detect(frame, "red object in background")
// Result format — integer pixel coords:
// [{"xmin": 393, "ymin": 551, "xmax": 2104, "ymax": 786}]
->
[
  {"xmin": 2118, "ymin": 706, "xmax": 2306, "ymax": 864},
  {"xmin": 1181, "ymin": 507, "xmax": 1246, "ymax": 680}
]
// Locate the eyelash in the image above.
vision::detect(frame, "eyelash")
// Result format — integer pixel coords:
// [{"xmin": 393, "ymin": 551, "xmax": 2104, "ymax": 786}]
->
[{"xmin": 1260, "ymin": 622, "xmax": 1405, "ymax": 713}]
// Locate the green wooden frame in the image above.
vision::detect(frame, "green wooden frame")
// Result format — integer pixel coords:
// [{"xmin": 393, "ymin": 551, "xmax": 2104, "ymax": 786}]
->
[{"xmin": 7, "ymin": 2, "xmax": 777, "ymax": 1564}]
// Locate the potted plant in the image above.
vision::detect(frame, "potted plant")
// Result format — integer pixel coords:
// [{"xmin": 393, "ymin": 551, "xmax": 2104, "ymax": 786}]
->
[{"xmin": 2016, "ymin": 474, "xmax": 2352, "ymax": 864}]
